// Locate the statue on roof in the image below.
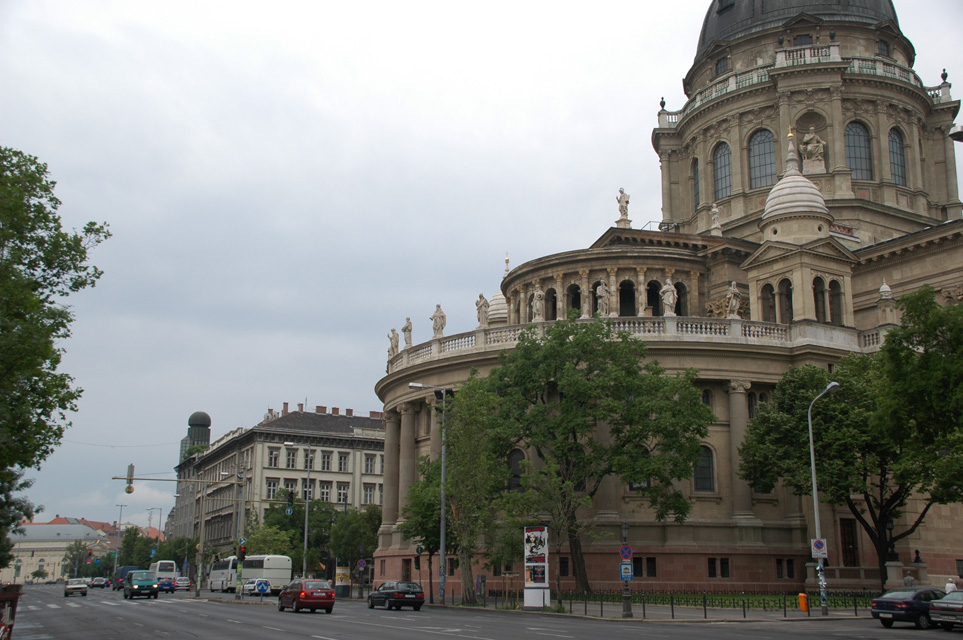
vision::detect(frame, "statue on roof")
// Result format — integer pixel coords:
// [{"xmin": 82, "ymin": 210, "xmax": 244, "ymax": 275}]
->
[
  {"xmin": 431, "ymin": 304, "xmax": 447, "ymax": 338},
  {"xmin": 532, "ymin": 285, "xmax": 545, "ymax": 321},
  {"xmin": 402, "ymin": 317, "xmax": 413, "ymax": 348},
  {"xmin": 660, "ymin": 277, "xmax": 677, "ymax": 316},
  {"xmin": 476, "ymin": 294, "xmax": 490, "ymax": 328},
  {"xmin": 387, "ymin": 328, "xmax": 399, "ymax": 357},
  {"xmin": 596, "ymin": 281, "xmax": 610, "ymax": 316}
]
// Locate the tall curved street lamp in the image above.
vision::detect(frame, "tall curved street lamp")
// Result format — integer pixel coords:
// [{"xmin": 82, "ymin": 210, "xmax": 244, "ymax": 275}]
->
[{"xmin": 808, "ymin": 380, "xmax": 840, "ymax": 616}]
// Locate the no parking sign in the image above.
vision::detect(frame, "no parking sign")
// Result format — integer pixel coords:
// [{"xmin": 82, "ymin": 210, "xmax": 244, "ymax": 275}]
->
[{"xmin": 811, "ymin": 538, "xmax": 828, "ymax": 559}]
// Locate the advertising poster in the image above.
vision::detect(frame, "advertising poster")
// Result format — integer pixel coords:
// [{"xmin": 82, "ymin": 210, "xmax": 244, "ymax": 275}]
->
[{"xmin": 523, "ymin": 525, "xmax": 549, "ymax": 608}]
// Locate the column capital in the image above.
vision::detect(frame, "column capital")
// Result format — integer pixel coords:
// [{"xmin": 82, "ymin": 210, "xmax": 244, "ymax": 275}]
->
[
  {"xmin": 728, "ymin": 379, "xmax": 752, "ymax": 394},
  {"xmin": 383, "ymin": 409, "xmax": 400, "ymax": 424},
  {"xmin": 400, "ymin": 402, "xmax": 418, "ymax": 415}
]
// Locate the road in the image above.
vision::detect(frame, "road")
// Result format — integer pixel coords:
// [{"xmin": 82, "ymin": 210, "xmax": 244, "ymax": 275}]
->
[{"xmin": 12, "ymin": 584, "xmax": 960, "ymax": 639}]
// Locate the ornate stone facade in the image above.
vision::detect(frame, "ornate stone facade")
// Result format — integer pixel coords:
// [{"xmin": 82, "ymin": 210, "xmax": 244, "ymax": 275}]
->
[{"xmin": 375, "ymin": 1, "xmax": 963, "ymax": 594}]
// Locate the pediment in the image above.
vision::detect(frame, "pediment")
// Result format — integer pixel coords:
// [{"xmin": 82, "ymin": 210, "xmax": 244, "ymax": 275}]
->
[
  {"xmin": 782, "ymin": 14, "xmax": 823, "ymax": 30},
  {"xmin": 741, "ymin": 237, "xmax": 857, "ymax": 270}
]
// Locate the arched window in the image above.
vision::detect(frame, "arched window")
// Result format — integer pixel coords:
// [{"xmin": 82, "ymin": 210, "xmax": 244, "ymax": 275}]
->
[
  {"xmin": 761, "ymin": 284, "xmax": 776, "ymax": 323},
  {"xmin": 618, "ymin": 280, "xmax": 636, "ymax": 317},
  {"xmin": 692, "ymin": 158, "xmax": 701, "ymax": 210},
  {"xmin": 629, "ymin": 448, "xmax": 651, "ymax": 491},
  {"xmin": 527, "ymin": 294, "xmax": 535, "ymax": 322},
  {"xmin": 566, "ymin": 284, "xmax": 581, "ymax": 313},
  {"xmin": 748, "ymin": 392, "xmax": 757, "ymax": 419},
  {"xmin": 545, "ymin": 288, "xmax": 558, "ymax": 321},
  {"xmin": 713, "ymin": 143, "xmax": 732, "ymax": 199},
  {"xmin": 646, "ymin": 280, "xmax": 662, "ymax": 314},
  {"xmin": 701, "ymin": 389, "xmax": 713, "ymax": 409},
  {"xmin": 813, "ymin": 277, "xmax": 827, "ymax": 323},
  {"xmin": 748, "ymin": 129, "xmax": 777, "ymax": 189},
  {"xmin": 845, "ymin": 121, "xmax": 874, "ymax": 180},
  {"xmin": 889, "ymin": 128, "xmax": 907, "ymax": 187},
  {"xmin": 508, "ymin": 449, "xmax": 526, "ymax": 490},
  {"xmin": 829, "ymin": 280, "xmax": 843, "ymax": 326},
  {"xmin": 778, "ymin": 278, "xmax": 794, "ymax": 323},
  {"xmin": 675, "ymin": 282, "xmax": 688, "ymax": 316},
  {"xmin": 694, "ymin": 446, "xmax": 715, "ymax": 492}
]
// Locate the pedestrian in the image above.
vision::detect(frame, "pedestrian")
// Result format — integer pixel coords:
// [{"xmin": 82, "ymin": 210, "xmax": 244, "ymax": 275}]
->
[{"xmin": 946, "ymin": 578, "xmax": 959, "ymax": 593}]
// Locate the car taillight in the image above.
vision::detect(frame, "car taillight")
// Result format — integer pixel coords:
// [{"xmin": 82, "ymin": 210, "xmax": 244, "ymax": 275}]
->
[
  {"xmin": 894, "ymin": 602, "xmax": 908, "ymax": 609},
  {"xmin": 300, "ymin": 591, "xmax": 306, "ymax": 598},
  {"xmin": 871, "ymin": 600, "xmax": 878, "ymax": 607},
  {"xmin": 393, "ymin": 592, "xmax": 404, "ymax": 598}
]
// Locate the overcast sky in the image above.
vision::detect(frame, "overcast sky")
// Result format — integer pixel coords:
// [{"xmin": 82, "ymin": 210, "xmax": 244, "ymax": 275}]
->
[{"xmin": 2, "ymin": 1, "xmax": 961, "ymax": 530}]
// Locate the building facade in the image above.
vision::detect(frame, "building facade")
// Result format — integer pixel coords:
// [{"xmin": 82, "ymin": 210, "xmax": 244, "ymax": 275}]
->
[
  {"xmin": 170, "ymin": 403, "xmax": 385, "ymax": 554},
  {"xmin": 374, "ymin": 0, "xmax": 963, "ymax": 593}
]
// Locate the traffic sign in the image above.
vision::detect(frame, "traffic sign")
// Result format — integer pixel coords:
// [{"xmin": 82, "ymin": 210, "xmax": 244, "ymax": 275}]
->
[
  {"xmin": 256, "ymin": 580, "xmax": 270, "ymax": 594},
  {"xmin": 620, "ymin": 562, "xmax": 634, "ymax": 580},
  {"xmin": 357, "ymin": 559, "xmax": 367, "ymax": 569},
  {"xmin": 811, "ymin": 538, "xmax": 828, "ymax": 559},
  {"xmin": 619, "ymin": 545, "xmax": 633, "ymax": 560},
  {"xmin": 239, "ymin": 537, "xmax": 246, "ymax": 546},
  {"xmin": 285, "ymin": 508, "xmax": 293, "ymax": 516}
]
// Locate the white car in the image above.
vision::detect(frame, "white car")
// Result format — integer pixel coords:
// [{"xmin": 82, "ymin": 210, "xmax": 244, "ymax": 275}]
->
[
  {"xmin": 242, "ymin": 578, "xmax": 271, "ymax": 596},
  {"xmin": 64, "ymin": 578, "xmax": 88, "ymax": 597}
]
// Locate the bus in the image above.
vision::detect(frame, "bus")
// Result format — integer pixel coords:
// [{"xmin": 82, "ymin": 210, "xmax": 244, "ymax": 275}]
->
[
  {"xmin": 241, "ymin": 555, "xmax": 292, "ymax": 595},
  {"xmin": 148, "ymin": 560, "xmax": 178, "ymax": 582},
  {"xmin": 208, "ymin": 556, "xmax": 239, "ymax": 592}
]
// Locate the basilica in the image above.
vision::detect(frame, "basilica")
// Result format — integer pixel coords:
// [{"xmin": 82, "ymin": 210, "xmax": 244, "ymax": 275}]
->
[{"xmin": 375, "ymin": 0, "xmax": 963, "ymax": 593}]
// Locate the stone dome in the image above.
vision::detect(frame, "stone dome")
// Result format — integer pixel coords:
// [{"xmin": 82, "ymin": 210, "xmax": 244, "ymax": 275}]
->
[
  {"xmin": 762, "ymin": 136, "xmax": 829, "ymax": 220},
  {"xmin": 488, "ymin": 291, "xmax": 508, "ymax": 325},
  {"xmin": 188, "ymin": 411, "xmax": 211, "ymax": 427},
  {"xmin": 695, "ymin": 0, "xmax": 900, "ymax": 65}
]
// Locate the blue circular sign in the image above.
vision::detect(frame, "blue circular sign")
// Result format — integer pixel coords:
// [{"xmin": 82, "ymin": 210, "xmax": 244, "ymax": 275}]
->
[
  {"xmin": 619, "ymin": 545, "xmax": 633, "ymax": 560},
  {"xmin": 285, "ymin": 508, "xmax": 293, "ymax": 515},
  {"xmin": 256, "ymin": 580, "xmax": 270, "ymax": 594}
]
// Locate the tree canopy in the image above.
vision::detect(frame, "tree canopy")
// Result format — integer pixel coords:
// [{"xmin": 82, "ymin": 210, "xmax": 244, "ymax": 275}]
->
[{"xmin": 0, "ymin": 146, "xmax": 110, "ymax": 568}]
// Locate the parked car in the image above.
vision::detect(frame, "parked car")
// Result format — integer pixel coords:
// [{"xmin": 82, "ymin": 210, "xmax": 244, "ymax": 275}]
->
[
  {"xmin": 930, "ymin": 590, "xmax": 963, "ymax": 631},
  {"xmin": 91, "ymin": 577, "xmax": 107, "ymax": 588},
  {"xmin": 871, "ymin": 587, "xmax": 945, "ymax": 629},
  {"xmin": 64, "ymin": 578, "xmax": 88, "ymax": 597},
  {"xmin": 174, "ymin": 577, "xmax": 192, "ymax": 591},
  {"xmin": 123, "ymin": 570, "xmax": 159, "ymax": 600},
  {"xmin": 158, "ymin": 577, "xmax": 176, "ymax": 593},
  {"xmin": 367, "ymin": 581, "xmax": 425, "ymax": 611},
  {"xmin": 277, "ymin": 579, "xmax": 335, "ymax": 614}
]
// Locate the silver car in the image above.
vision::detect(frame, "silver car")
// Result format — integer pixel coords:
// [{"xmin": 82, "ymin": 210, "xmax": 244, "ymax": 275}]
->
[{"xmin": 64, "ymin": 578, "xmax": 88, "ymax": 597}]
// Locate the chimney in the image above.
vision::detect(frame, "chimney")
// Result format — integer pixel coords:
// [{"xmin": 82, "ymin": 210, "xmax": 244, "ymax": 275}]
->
[
  {"xmin": 346, "ymin": 408, "xmax": 354, "ymax": 417},
  {"xmin": 297, "ymin": 403, "xmax": 304, "ymax": 412},
  {"xmin": 282, "ymin": 402, "xmax": 289, "ymax": 415},
  {"xmin": 332, "ymin": 407, "xmax": 340, "ymax": 415},
  {"xmin": 316, "ymin": 405, "xmax": 326, "ymax": 414},
  {"xmin": 369, "ymin": 411, "xmax": 383, "ymax": 419}
]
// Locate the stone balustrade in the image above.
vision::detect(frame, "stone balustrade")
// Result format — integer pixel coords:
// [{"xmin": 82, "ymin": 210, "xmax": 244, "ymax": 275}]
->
[{"xmin": 386, "ymin": 317, "xmax": 889, "ymax": 374}]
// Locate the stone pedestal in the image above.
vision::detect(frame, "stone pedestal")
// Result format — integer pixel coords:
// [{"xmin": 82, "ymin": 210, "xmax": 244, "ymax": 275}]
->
[
  {"xmin": 802, "ymin": 159, "xmax": 825, "ymax": 175},
  {"xmin": 884, "ymin": 560, "xmax": 905, "ymax": 590}
]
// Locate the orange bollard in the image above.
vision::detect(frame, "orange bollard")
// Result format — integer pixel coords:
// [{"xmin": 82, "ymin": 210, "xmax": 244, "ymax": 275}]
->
[{"xmin": 798, "ymin": 593, "xmax": 809, "ymax": 612}]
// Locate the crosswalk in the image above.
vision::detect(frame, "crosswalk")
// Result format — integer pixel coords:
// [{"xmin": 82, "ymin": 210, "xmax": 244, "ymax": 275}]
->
[{"xmin": 21, "ymin": 598, "xmax": 198, "ymax": 612}]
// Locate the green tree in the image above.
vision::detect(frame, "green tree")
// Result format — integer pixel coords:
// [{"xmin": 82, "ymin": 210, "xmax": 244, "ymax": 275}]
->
[
  {"xmin": 740, "ymin": 349, "xmax": 963, "ymax": 590},
  {"xmin": 0, "ymin": 146, "xmax": 110, "ymax": 569},
  {"xmin": 119, "ymin": 527, "xmax": 143, "ymax": 568},
  {"xmin": 444, "ymin": 372, "xmax": 509, "ymax": 604},
  {"xmin": 399, "ymin": 457, "xmax": 447, "ymax": 602},
  {"xmin": 262, "ymin": 489, "xmax": 338, "ymax": 577},
  {"xmin": 245, "ymin": 523, "xmax": 297, "ymax": 557},
  {"xmin": 31, "ymin": 567, "xmax": 48, "ymax": 580},
  {"xmin": 330, "ymin": 505, "xmax": 380, "ymax": 591},
  {"xmin": 0, "ymin": 469, "xmax": 34, "ymax": 569},
  {"xmin": 487, "ymin": 312, "xmax": 714, "ymax": 594}
]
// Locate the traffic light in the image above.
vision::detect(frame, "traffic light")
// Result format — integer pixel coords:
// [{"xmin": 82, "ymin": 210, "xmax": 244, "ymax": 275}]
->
[
  {"xmin": 414, "ymin": 556, "xmax": 420, "ymax": 570},
  {"xmin": 287, "ymin": 492, "xmax": 294, "ymax": 508},
  {"xmin": 238, "ymin": 546, "xmax": 247, "ymax": 561}
]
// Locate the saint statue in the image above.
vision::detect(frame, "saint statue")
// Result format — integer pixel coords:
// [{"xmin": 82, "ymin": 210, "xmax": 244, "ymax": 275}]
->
[
  {"xmin": 596, "ymin": 281, "xmax": 610, "ymax": 316},
  {"xmin": 801, "ymin": 127, "xmax": 825, "ymax": 162},
  {"xmin": 430, "ymin": 304, "xmax": 446, "ymax": 338},
  {"xmin": 476, "ymin": 294, "xmax": 490, "ymax": 328},
  {"xmin": 660, "ymin": 277, "xmax": 677, "ymax": 316},
  {"xmin": 616, "ymin": 188, "xmax": 630, "ymax": 218},
  {"xmin": 402, "ymin": 317, "xmax": 413, "ymax": 348},
  {"xmin": 531, "ymin": 285, "xmax": 545, "ymax": 321},
  {"xmin": 387, "ymin": 328, "xmax": 399, "ymax": 357},
  {"xmin": 726, "ymin": 281, "xmax": 742, "ymax": 319}
]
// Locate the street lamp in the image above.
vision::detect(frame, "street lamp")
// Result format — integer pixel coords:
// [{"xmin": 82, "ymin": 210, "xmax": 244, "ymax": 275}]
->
[
  {"xmin": 409, "ymin": 382, "xmax": 451, "ymax": 602},
  {"xmin": 113, "ymin": 504, "xmax": 126, "ymax": 578},
  {"xmin": 807, "ymin": 380, "xmax": 840, "ymax": 616},
  {"xmin": 620, "ymin": 521, "xmax": 632, "ymax": 618},
  {"xmin": 285, "ymin": 440, "xmax": 312, "ymax": 579},
  {"xmin": 147, "ymin": 507, "xmax": 161, "ymax": 557}
]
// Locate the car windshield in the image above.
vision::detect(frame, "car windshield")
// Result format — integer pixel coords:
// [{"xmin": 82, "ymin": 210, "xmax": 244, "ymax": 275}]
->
[
  {"xmin": 303, "ymin": 581, "xmax": 330, "ymax": 590},
  {"xmin": 880, "ymin": 590, "xmax": 917, "ymax": 599},
  {"xmin": 941, "ymin": 592, "xmax": 963, "ymax": 601},
  {"xmin": 130, "ymin": 572, "xmax": 156, "ymax": 580},
  {"xmin": 68, "ymin": 579, "xmax": 84, "ymax": 585}
]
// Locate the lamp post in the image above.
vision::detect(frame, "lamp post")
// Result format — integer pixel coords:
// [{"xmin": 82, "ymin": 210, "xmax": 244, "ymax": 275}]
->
[
  {"xmin": 409, "ymin": 382, "xmax": 451, "ymax": 602},
  {"xmin": 285, "ymin": 441, "xmax": 312, "ymax": 579},
  {"xmin": 147, "ymin": 507, "xmax": 161, "ymax": 558},
  {"xmin": 807, "ymin": 380, "xmax": 840, "ymax": 617},
  {"xmin": 621, "ymin": 521, "xmax": 632, "ymax": 618},
  {"xmin": 113, "ymin": 504, "xmax": 126, "ymax": 578}
]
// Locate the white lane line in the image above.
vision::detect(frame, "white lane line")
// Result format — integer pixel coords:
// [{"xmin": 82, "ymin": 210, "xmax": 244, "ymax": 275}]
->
[
  {"xmin": 263, "ymin": 626, "xmax": 285, "ymax": 631},
  {"xmin": 45, "ymin": 603, "xmax": 61, "ymax": 609},
  {"xmin": 65, "ymin": 602, "xmax": 82, "ymax": 608}
]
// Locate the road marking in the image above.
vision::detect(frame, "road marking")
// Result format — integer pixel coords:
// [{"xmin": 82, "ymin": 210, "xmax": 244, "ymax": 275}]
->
[
  {"xmin": 65, "ymin": 602, "xmax": 82, "ymax": 608},
  {"xmin": 312, "ymin": 636, "xmax": 339, "ymax": 640},
  {"xmin": 46, "ymin": 603, "xmax": 61, "ymax": 609},
  {"xmin": 263, "ymin": 626, "xmax": 285, "ymax": 631}
]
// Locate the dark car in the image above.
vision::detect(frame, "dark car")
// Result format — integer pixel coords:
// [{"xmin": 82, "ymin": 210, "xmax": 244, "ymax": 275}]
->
[
  {"xmin": 930, "ymin": 590, "xmax": 963, "ymax": 631},
  {"xmin": 158, "ymin": 577, "xmax": 175, "ymax": 593},
  {"xmin": 871, "ymin": 587, "xmax": 945, "ymax": 629},
  {"xmin": 277, "ymin": 579, "xmax": 335, "ymax": 614},
  {"xmin": 367, "ymin": 581, "xmax": 425, "ymax": 611},
  {"xmin": 123, "ymin": 570, "xmax": 159, "ymax": 600},
  {"xmin": 91, "ymin": 577, "xmax": 107, "ymax": 588}
]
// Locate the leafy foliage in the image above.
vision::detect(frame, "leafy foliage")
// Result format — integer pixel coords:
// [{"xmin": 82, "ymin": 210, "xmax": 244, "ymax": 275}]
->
[{"xmin": 399, "ymin": 456, "xmax": 449, "ymax": 602}]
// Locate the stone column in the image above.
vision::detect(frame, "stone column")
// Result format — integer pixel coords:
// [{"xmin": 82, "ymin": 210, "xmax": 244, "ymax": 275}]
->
[
  {"xmin": 554, "ymin": 272, "xmax": 565, "ymax": 320},
  {"xmin": 636, "ymin": 267, "xmax": 647, "ymax": 316},
  {"xmin": 943, "ymin": 125, "xmax": 961, "ymax": 204},
  {"xmin": 829, "ymin": 86, "xmax": 847, "ymax": 172},
  {"xmin": 727, "ymin": 380, "xmax": 754, "ymax": 518},
  {"xmin": 382, "ymin": 410, "xmax": 401, "ymax": 526},
  {"xmin": 688, "ymin": 271, "xmax": 699, "ymax": 317},
  {"xmin": 579, "ymin": 269, "xmax": 591, "ymax": 318},
  {"xmin": 398, "ymin": 403, "xmax": 417, "ymax": 516},
  {"xmin": 608, "ymin": 268, "xmax": 618, "ymax": 317},
  {"xmin": 660, "ymin": 149, "xmax": 672, "ymax": 222}
]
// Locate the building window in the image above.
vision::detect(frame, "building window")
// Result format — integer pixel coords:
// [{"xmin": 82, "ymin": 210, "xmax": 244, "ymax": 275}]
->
[
  {"xmin": 302, "ymin": 478, "xmax": 313, "ymax": 501},
  {"xmin": 304, "ymin": 449, "xmax": 314, "ymax": 471},
  {"xmin": 633, "ymin": 556, "xmax": 658, "ymax": 577},
  {"xmin": 713, "ymin": 143, "xmax": 732, "ymax": 200},
  {"xmin": 889, "ymin": 128, "xmax": 907, "ymax": 186},
  {"xmin": 559, "ymin": 557, "xmax": 570, "ymax": 577},
  {"xmin": 337, "ymin": 482, "xmax": 349, "ymax": 505},
  {"xmin": 265, "ymin": 479, "xmax": 279, "ymax": 501},
  {"xmin": 321, "ymin": 451, "xmax": 332, "ymax": 472},
  {"xmin": 701, "ymin": 389, "xmax": 712, "ymax": 408},
  {"xmin": 748, "ymin": 392, "xmax": 757, "ymax": 419},
  {"xmin": 814, "ymin": 277, "xmax": 827, "ymax": 323},
  {"xmin": 877, "ymin": 40, "xmax": 890, "ymax": 57},
  {"xmin": 708, "ymin": 557, "xmax": 730, "ymax": 578},
  {"xmin": 378, "ymin": 484, "xmax": 384, "ymax": 505},
  {"xmin": 319, "ymin": 482, "xmax": 332, "ymax": 502},
  {"xmin": 508, "ymin": 449, "xmax": 525, "ymax": 490},
  {"xmin": 845, "ymin": 121, "xmax": 874, "ymax": 180},
  {"xmin": 380, "ymin": 454, "xmax": 385, "ymax": 474},
  {"xmin": 338, "ymin": 453, "xmax": 349, "ymax": 473},
  {"xmin": 829, "ymin": 280, "xmax": 843, "ymax": 326},
  {"xmin": 629, "ymin": 448, "xmax": 651, "ymax": 491},
  {"xmin": 286, "ymin": 449, "xmax": 297, "ymax": 469},
  {"xmin": 363, "ymin": 483, "xmax": 375, "ymax": 505},
  {"xmin": 692, "ymin": 159, "xmax": 701, "ymax": 210},
  {"xmin": 748, "ymin": 129, "xmax": 777, "ymax": 189},
  {"xmin": 715, "ymin": 56, "xmax": 729, "ymax": 76},
  {"xmin": 268, "ymin": 449, "xmax": 280, "ymax": 468},
  {"xmin": 776, "ymin": 558, "xmax": 796, "ymax": 579},
  {"xmin": 364, "ymin": 454, "xmax": 376, "ymax": 475},
  {"xmin": 793, "ymin": 34, "xmax": 813, "ymax": 46},
  {"xmin": 694, "ymin": 446, "xmax": 715, "ymax": 492},
  {"xmin": 284, "ymin": 479, "xmax": 297, "ymax": 496}
]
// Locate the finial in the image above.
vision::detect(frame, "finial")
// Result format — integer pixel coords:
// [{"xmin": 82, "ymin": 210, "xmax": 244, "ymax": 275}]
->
[
  {"xmin": 788, "ymin": 126, "xmax": 794, "ymax": 139},
  {"xmin": 660, "ymin": 97, "xmax": 666, "ymax": 109},
  {"xmin": 504, "ymin": 251, "xmax": 510, "ymax": 276},
  {"xmin": 942, "ymin": 68, "xmax": 949, "ymax": 83}
]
